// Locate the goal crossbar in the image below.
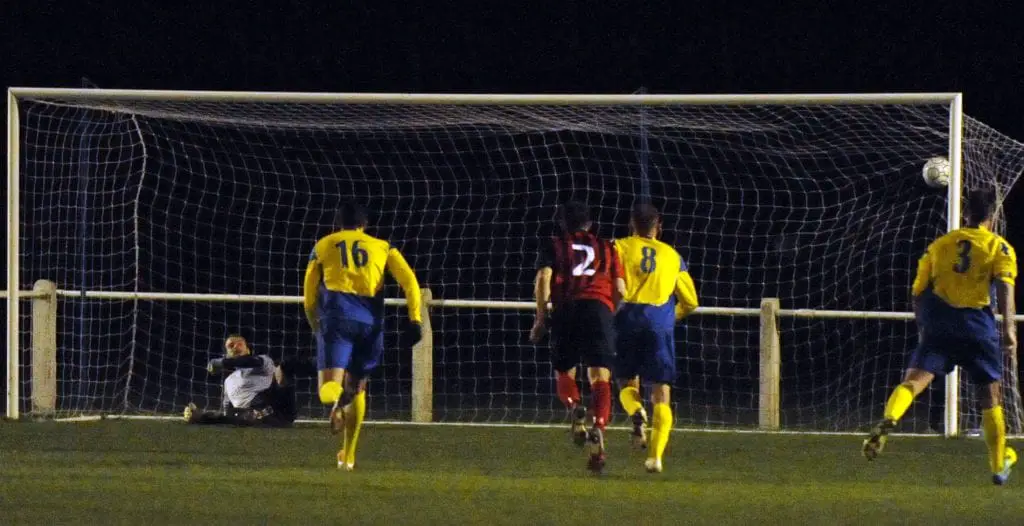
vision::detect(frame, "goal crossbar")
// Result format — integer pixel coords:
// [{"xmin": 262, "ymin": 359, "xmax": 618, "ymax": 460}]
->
[{"xmin": 9, "ymin": 87, "xmax": 961, "ymax": 106}]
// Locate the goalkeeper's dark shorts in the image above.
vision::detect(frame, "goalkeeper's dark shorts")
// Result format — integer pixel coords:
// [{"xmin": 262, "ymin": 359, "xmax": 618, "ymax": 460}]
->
[{"xmin": 248, "ymin": 383, "xmax": 298, "ymax": 427}]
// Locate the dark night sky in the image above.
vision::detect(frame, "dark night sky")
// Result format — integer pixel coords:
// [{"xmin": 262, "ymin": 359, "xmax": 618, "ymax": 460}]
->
[{"xmin": 3, "ymin": 3, "xmax": 1021, "ymax": 108}]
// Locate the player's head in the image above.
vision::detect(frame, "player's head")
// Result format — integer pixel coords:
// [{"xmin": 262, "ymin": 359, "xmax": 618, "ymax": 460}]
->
[
  {"xmin": 559, "ymin": 201, "xmax": 592, "ymax": 232},
  {"xmin": 965, "ymin": 188, "xmax": 998, "ymax": 227},
  {"xmin": 224, "ymin": 335, "xmax": 251, "ymax": 357},
  {"xmin": 335, "ymin": 200, "xmax": 368, "ymax": 230},
  {"xmin": 630, "ymin": 203, "xmax": 661, "ymax": 238}
]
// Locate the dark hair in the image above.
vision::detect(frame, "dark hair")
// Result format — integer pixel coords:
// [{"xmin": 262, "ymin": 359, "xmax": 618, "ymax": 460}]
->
[
  {"xmin": 965, "ymin": 188, "xmax": 998, "ymax": 225},
  {"xmin": 630, "ymin": 203, "xmax": 661, "ymax": 236},
  {"xmin": 559, "ymin": 201, "xmax": 591, "ymax": 232},
  {"xmin": 335, "ymin": 200, "xmax": 368, "ymax": 230}
]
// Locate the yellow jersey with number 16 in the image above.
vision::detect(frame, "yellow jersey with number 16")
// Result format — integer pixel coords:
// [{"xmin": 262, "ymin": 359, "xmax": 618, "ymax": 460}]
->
[{"xmin": 303, "ymin": 228, "xmax": 422, "ymax": 327}]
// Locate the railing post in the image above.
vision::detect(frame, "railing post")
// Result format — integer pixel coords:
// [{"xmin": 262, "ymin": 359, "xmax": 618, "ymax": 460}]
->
[
  {"xmin": 411, "ymin": 288, "xmax": 433, "ymax": 423},
  {"xmin": 7, "ymin": 89, "xmax": 22, "ymax": 420},
  {"xmin": 31, "ymin": 280, "xmax": 58, "ymax": 417},
  {"xmin": 759, "ymin": 298, "xmax": 781, "ymax": 430}
]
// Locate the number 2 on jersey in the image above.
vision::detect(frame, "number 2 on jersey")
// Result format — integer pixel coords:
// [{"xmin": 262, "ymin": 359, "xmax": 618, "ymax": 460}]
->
[
  {"xmin": 571, "ymin": 244, "xmax": 596, "ymax": 276},
  {"xmin": 336, "ymin": 240, "xmax": 369, "ymax": 268},
  {"xmin": 953, "ymin": 240, "xmax": 971, "ymax": 273}
]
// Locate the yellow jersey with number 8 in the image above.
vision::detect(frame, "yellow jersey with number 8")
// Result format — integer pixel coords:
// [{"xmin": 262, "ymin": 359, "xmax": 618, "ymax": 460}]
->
[{"xmin": 614, "ymin": 236, "xmax": 699, "ymax": 328}]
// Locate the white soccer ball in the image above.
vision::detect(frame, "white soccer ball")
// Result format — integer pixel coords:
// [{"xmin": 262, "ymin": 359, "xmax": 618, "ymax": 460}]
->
[{"xmin": 922, "ymin": 157, "xmax": 951, "ymax": 188}]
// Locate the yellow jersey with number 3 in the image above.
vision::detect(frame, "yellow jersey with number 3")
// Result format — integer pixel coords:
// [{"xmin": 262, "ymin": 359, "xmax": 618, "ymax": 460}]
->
[
  {"xmin": 303, "ymin": 228, "xmax": 422, "ymax": 326},
  {"xmin": 912, "ymin": 225, "xmax": 1017, "ymax": 309}
]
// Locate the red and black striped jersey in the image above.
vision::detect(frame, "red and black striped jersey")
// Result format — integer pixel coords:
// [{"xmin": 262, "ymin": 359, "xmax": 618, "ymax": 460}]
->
[{"xmin": 536, "ymin": 231, "xmax": 623, "ymax": 312}]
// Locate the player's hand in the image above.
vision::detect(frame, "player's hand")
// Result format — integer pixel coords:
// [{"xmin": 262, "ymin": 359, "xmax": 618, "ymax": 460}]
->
[
  {"xmin": 529, "ymin": 318, "xmax": 548, "ymax": 344},
  {"xmin": 207, "ymin": 358, "xmax": 224, "ymax": 375},
  {"xmin": 1002, "ymin": 329, "xmax": 1018, "ymax": 359},
  {"xmin": 403, "ymin": 321, "xmax": 423, "ymax": 346}
]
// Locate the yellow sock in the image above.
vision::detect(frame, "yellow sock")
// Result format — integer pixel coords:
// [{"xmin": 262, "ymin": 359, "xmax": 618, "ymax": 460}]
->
[
  {"xmin": 319, "ymin": 381, "xmax": 342, "ymax": 405},
  {"xmin": 343, "ymin": 391, "xmax": 367, "ymax": 466},
  {"xmin": 883, "ymin": 384, "xmax": 915, "ymax": 422},
  {"xmin": 618, "ymin": 386, "xmax": 643, "ymax": 417},
  {"xmin": 983, "ymin": 406, "xmax": 1006, "ymax": 473},
  {"xmin": 649, "ymin": 403, "xmax": 673, "ymax": 461}
]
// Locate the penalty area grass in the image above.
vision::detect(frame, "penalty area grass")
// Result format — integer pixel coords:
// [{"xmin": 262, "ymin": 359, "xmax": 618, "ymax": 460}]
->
[{"xmin": 0, "ymin": 420, "xmax": 1022, "ymax": 525}]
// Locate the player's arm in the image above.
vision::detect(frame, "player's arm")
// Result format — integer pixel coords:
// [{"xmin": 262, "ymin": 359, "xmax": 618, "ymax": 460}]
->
[
  {"xmin": 606, "ymin": 240, "xmax": 622, "ymax": 309},
  {"xmin": 610, "ymin": 241, "xmax": 626, "ymax": 307},
  {"xmin": 385, "ymin": 247, "xmax": 423, "ymax": 324},
  {"xmin": 994, "ymin": 240, "xmax": 1018, "ymax": 358},
  {"xmin": 302, "ymin": 246, "xmax": 322, "ymax": 332},
  {"xmin": 910, "ymin": 245, "xmax": 934, "ymax": 341},
  {"xmin": 208, "ymin": 354, "xmax": 266, "ymax": 375},
  {"xmin": 674, "ymin": 267, "xmax": 699, "ymax": 320},
  {"xmin": 531, "ymin": 268, "xmax": 553, "ymax": 343},
  {"xmin": 535, "ymin": 268, "xmax": 553, "ymax": 319},
  {"xmin": 530, "ymin": 239, "xmax": 555, "ymax": 343}
]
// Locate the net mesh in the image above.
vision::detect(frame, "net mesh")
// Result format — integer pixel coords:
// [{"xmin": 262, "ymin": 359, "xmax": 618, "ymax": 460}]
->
[{"xmin": 10, "ymin": 94, "xmax": 1024, "ymax": 431}]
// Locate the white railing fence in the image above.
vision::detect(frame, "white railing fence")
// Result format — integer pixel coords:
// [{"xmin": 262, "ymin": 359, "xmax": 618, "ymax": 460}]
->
[{"xmin": 10, "ymin": 281, "xmax": 1022, "ymax": 434}]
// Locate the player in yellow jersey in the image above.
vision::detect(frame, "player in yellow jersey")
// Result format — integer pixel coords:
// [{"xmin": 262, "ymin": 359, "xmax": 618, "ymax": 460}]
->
[
  {"xmin": 613, "ymin": 204, "xmax": 699, "ymax": 473},
  {"xmin": 863, "ymin": 189, "xmax": 1018, "ymax": 485},
  {"xmin": 303, "ymin": 200, "xmax": 423, "ymax": 470}
]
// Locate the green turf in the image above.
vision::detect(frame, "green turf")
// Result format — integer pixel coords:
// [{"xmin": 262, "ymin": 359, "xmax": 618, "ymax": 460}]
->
[{"xmin": 1, "ymin": 420, "xmax": 1022, "ymax": 525}]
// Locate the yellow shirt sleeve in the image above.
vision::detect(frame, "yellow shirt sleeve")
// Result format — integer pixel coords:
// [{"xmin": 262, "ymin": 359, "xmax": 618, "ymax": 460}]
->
[
  {"xmin": 993, "ymin": 238, "xmax": 1018, "ymax": 286},
  {"xmin": 386, "ymin": 247, "xmax": 423, "ymax": 323},
  {"xmin": 911, "ymin": 245, "xmax": 934, "ymax": 297},
  {"xmin": 674, "ymin": 271, "xmax": 699, "ymax": 320},
  {"xmin": 302, "ymin": 248, "xmax": 322, "ymax": 329}
]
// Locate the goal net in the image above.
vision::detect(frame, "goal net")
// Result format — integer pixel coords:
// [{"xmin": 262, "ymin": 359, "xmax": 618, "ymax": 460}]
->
[{"xmin": 8, "ymin": 91, "xmax": 1024, "ymax": 433}]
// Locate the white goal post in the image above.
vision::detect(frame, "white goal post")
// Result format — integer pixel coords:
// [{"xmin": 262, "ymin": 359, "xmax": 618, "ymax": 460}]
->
[{"xmin": 7, "ymin": 88, "xmax": 1024, "ymax": 437}]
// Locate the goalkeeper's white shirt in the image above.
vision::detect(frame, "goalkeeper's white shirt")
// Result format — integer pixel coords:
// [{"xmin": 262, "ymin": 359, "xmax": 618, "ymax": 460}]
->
[{"xmin": 224, "ymin": 355, "xmax": 275, "ymax": 408}]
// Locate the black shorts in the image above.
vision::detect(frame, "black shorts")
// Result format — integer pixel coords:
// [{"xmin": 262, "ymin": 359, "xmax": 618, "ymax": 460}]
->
[
  {"xmin": 249, "ymin": 383, "xmax": 298, "ymax": 427},
  {"xmin": 550, "ymin": 300, "xmax": 615, "ymax": 373}
]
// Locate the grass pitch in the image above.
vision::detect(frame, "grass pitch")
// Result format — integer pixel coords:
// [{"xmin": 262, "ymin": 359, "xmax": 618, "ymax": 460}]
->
[{"xmin": 1, "ymin": 420, "xmax": 1022, "ymax": 525}]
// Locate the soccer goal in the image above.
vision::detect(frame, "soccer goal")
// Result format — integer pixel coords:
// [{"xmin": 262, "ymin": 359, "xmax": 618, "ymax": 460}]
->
[{"xmin": 7, "ymin": 89, "xmax": 1024, "ymax": 437}]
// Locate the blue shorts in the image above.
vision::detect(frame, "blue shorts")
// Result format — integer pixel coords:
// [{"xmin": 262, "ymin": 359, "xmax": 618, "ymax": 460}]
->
[
  {"xmin": 316, "ymin": 318, "xmax": 383, "ymax": 378},
  {"xmin": 908, "ymin": 334, "xmax": 1002, "ymax": 385},
  {"xmin": 614, "ymin": 327, "xmax": 676, "ymax": 385}
]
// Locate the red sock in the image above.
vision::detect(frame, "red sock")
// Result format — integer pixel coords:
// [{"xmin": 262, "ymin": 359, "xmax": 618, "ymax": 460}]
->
[
  {"xmin": 556, "ymin": 372, "xmax": 581, "ymax": 408},
  {"xmin": 591, "ymin": 381, "xmax": 611, "ymax": 429}
]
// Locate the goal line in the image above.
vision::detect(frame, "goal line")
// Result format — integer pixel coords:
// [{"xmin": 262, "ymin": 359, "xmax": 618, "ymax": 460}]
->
[{"xmin": 47, "ymin": 413, "xmax": 989, "ymax": 438}]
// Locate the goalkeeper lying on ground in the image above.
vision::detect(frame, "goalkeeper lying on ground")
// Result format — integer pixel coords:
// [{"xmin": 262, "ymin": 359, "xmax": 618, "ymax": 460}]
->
[{"xmin": 184, "ymin": 335, "xmax": 312, "ymax": 427}]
